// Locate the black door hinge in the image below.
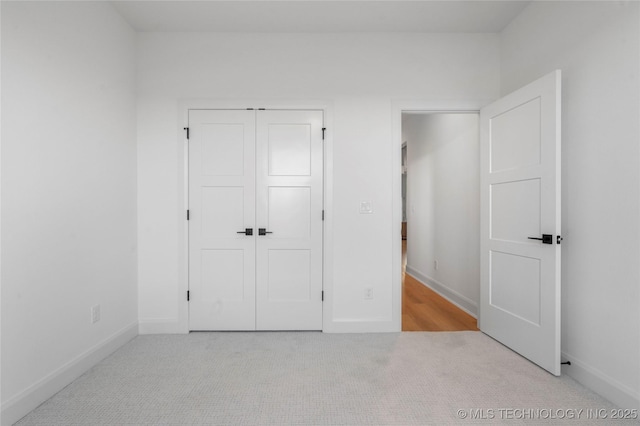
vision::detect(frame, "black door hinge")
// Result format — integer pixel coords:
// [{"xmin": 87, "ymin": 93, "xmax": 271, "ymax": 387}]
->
[
  {"xmin": 187, "ymin": 210, "xmax": 190, "ymax": 220},
  {"xmin": 322, "ymin": 127, "xmax": 326, "ymax": 140},
  {"xmin": 321, "ymin": 291, "xmax": 324, "ymax": 301},
  {"xmin": 187, "ymin": 290, "xmax": 190, "ymax": 301},
  {"xmin": 183, "ymin": 127, "xmax": 189, "ymax": 140},
  {"xmin": 322, "ymin": 210, "xmax": 325, "ymax": 221}
]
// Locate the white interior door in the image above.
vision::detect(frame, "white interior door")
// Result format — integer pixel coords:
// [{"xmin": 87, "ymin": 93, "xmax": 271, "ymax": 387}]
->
[
  {"xmin": 256, "ymin": 110, "xmax": 324, "ymax": 330},
  {"xmin": 480, "ymin": 70, "xmax": 562, "ymax": 375},
  {"xmin": 189, "ymin": 109, "xmax": 323, "ymax": 331},
  {"xmin": 188, "ymin": 110, "xmax": 256, "ymax": 330}
]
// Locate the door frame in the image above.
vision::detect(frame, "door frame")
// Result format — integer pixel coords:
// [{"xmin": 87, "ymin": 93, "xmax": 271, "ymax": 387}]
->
[
  {"xmin": 176, "ymin": 99, "xmax": 334, "ymax": 333},
  {"xmin": 391, "ymin": 99, "xmax": 488, "ymax": 331}
]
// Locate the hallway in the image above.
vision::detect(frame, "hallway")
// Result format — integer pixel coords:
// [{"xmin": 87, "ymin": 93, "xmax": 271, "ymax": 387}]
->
[{"xmin": 402, "ymin": 241, "xmax": 478, "ymax": 331}]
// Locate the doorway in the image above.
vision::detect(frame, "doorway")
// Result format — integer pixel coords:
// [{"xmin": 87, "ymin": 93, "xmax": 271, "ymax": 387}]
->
[
  {"xmin": 400, "ymin": 112, "xmax": 480, "ymax": 331},
  {"xmin": 188, "ymin": 109, "xmax": 324, "ymax": 331}
]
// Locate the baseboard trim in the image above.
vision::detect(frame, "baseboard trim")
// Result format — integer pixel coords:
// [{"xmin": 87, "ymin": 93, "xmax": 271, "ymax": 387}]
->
[
  {"xmin": 1, "ymin": 322, "xmax": 138, "ymax": 426},
  {"xmin": 138, "ymin": 318, "xmax": 188, "ymax": 334},
  {"xmin": 324, "ymin": 319, "xmax": 399, "ymax": 333},
  {"xmin": 139, "ymin": 317, "xmax": 398, "ymax": 334},
  {"xmin": 561, "ymin": 352, "xmax": 640, "ymax": 409},
  {"xmin": 405, "ymin": 266, "xmax": 478, "ymax": 318}
]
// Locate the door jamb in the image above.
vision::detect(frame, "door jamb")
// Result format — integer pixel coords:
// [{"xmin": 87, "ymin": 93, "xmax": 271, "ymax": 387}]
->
[{"xmin": 391, "ymin": 100, "xmax": 487, "ymax": 330}]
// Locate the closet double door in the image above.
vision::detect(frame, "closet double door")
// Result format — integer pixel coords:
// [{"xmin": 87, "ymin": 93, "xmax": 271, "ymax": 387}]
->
[{"xmin": 188, "ymin": 109, "xmax": 323, "ymax": 331}]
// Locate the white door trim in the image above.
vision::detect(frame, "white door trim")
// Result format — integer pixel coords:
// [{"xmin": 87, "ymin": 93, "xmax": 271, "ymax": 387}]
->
[
  {"xmin": 175, "ymin": 99, "xmax": 334, "ymax": 334},
  {"xmin": 391, "ymin": 99, "xmax": 490, "ymax": 332}
]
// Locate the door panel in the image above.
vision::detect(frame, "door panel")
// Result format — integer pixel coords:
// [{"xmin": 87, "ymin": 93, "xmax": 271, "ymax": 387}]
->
[
  {"xmin": 256, "ymin": 110, "xmax": 324, "ymax": 330},
  {"xmin": 268, "ymin": 124, "xmax": 312, "ymax": 176},
  {"xmin": 268, "ymin": 187, "xmax": 311, "ymax": 239},
  {"xmin": 201, "ymin": 249, "xmax": 245, "ymax": 302},
  {"xmin": 490, "ymin": 98, "xmax": 541, "ymax": 172},
  {"xmin": 480, "ymin": 70, "xmax": 561, "ymax": 375},
  {"xmin": 489, "ymin": 251, "xmax": 541, "ymax": 325},
  {"xmin": 267, "ymin": 249, "xmax": 311, "ymax": 302},
  {"xmin": 201, "ymin": 187, "xmax": 245, "ymax": 239},
  {"xmin": 490, "ymin": 179, "xmax": 541, "ymax": 243},
  {"xmin": 189, "ymin": 110, "xmax": 256, "ymax": 331},
  {"xmin": 200, "ymin": 123, "xmax": 246, "ymax": 176}
]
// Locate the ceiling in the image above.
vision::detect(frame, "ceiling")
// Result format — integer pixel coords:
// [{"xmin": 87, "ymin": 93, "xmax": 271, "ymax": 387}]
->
[{"xmin": 110, "ymin": 0, "xmax": 530, "ymax": 33}]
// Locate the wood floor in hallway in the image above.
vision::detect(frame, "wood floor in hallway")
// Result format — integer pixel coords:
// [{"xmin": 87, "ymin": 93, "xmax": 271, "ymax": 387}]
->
[{"xmin": 402, "ymin": 241, "xmax": 479, "ymax": 332}]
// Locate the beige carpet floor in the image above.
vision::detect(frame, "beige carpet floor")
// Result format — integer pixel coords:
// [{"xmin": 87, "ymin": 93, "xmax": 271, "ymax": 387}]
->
[{"xmin": 15, "ymin": 331, "xmax": 631, "ymax": 425}]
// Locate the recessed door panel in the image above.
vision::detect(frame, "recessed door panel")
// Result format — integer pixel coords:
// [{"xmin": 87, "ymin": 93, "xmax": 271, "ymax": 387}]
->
[
  {"xmin": 267, "ymin": 250, "xmax": 311, "ymax": 302},
  {"xmin": 490, "ymin": 98, "xmax": 541, "ymax": 173},
  {"xmin": 490, "ymin": 179, "xmax": 540, "ymax": 243},
  {"xmin": 201, "ymin": 250, "xmax": 245, "ymax": 302},
  {"xmin": 268, "ymin": 187, "xmax": 311, "ymax": 239},
  {"xmin": 489, "ymin": 251, "xmax": 541, "ymax": 325},
  {"xmin": 201, "ymin": 187, "xmax": 244, "ymax": 239},
  {"xmin": 201, "ymin": 124, "xmax": 245, "ymax": 176},
  {"xmin": 268, "ymin": 124, "xmax": 312, "ymax": 176}
]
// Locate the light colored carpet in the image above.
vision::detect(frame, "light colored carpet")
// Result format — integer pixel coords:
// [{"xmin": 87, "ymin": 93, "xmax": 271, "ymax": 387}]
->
[{"xmin": 15, "ymin": 331, "xmax": 629, "ymax": 425}]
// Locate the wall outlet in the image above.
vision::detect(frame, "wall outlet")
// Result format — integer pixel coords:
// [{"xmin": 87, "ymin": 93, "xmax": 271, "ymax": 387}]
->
[
  {"xmin": 359, "ymin": 201, "xmax": 373, "ymax": 214},
  {"xmin": 434, "ymin": 260, "xmax": 439, "ymax": 270},
  {"xmin": 364, "ymin": 288, "xmax": 374, "ymax": 300},
  {"xmin": 91, "ymin": 305, "xmax": 101, "ymax": 324}
]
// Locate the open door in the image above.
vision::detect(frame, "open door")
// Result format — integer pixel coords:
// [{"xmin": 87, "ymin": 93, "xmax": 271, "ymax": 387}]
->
[{"xmin": 480, "ymin": 70, "xmax": 562, "ymax": 375}]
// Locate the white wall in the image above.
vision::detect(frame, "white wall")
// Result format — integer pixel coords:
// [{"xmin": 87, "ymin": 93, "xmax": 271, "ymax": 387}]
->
[
  {"xmin": 136, "ymin": 33, "xmax": 500, "ymax": 332},
  {"xmin": 403, "ymin": 113, "xmax": 479, "ymax": 315},
  {"xmin": 1, "ymin": 2, "xmax": 138, "ymax": 423},
  {"xmin": 501, "ymin": 1, "xmax": 640, "ymax": 409}
]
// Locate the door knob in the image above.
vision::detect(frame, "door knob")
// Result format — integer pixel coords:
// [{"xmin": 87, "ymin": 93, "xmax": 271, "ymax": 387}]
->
[
  {"xmin": 528, "ymin": 234, "xmax": 553, "ymax": 244},
  {"xmin": 258, "ymin": 228, "xmax": 273, "ymax": 236},
  {"xmin": 237, "ymin": 228, "xmax": 253, "ymax": 236}
]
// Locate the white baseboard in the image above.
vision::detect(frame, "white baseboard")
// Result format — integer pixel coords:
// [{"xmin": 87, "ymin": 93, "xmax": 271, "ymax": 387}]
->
[
  {"xmin": 324, "ymin": 319, "xmax": 399, "ymax": 333},
  {"xmin": 561, "ymin": 352, "xmax": 640, "ymax": 410},
  {"xmin": 405, "ymin": 266, "xmax": 478, "ymax": 318},
  {"xmin": 140, "ymin": 317, "xmax": 396, "ymax": 334},
  {"xmin": 138, "ymin": 318, "xmax": 188, "ymax": 334},
  {"xmin": 1, "ymin": 322, "xmax": 138, "ymax": 426}
]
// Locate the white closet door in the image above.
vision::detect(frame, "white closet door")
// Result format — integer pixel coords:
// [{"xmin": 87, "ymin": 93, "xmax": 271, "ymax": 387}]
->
[
  {"xmin": 188, "ymin": 110, "xmax": 256, "ymax": 330},
  {"xmin": 255, "ymin": 110, "xmax": 324, "ymax": 330}
]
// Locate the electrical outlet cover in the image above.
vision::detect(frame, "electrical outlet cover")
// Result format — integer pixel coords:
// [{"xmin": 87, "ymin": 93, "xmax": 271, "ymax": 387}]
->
[{"xmin": 359, "ymin": 201, "xmax": 373, "ymax": 214}]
